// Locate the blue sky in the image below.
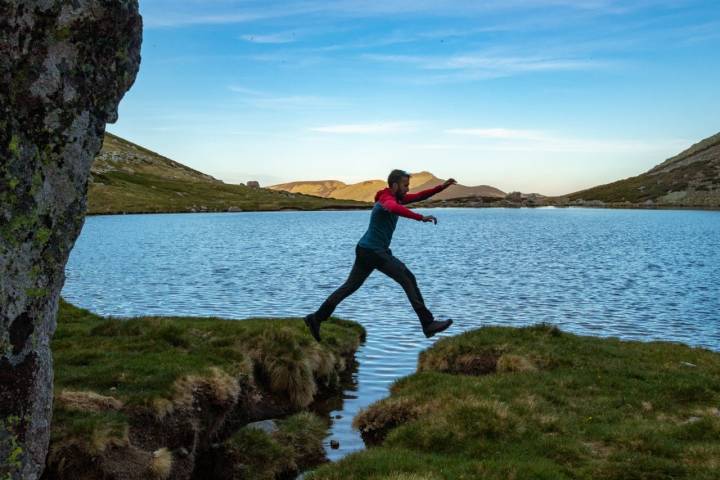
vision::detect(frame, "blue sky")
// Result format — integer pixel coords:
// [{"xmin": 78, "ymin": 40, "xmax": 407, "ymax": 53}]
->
[{"xmin": 109, "ymin": 0, "xmax": 720, "ymax": 195}]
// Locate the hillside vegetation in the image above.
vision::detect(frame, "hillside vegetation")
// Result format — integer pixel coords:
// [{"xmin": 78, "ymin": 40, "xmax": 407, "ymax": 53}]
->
[
  {"xmin": 88, "ymin": 134, "xmax": 368, "ymax": 214},
  {"xmin": 566, "ymin": 132, "xmax": 720, "ymax": 208}
]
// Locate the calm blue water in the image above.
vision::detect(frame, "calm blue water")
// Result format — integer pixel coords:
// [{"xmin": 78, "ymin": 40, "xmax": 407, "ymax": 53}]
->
[{"xmin": 62, "ymin": 208, "xmax": 720, "ymax": 461}]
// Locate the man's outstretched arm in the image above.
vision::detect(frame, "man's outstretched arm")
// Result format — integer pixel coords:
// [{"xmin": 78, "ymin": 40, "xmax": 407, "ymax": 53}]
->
[
  {"xmin": 378, "ymin": 190, "xmax": 424, "ymax": 220},
  {"xmin": 379, "ymin": 192, "xmax": 441, "ymax": 224},
  {"xmin": 401, "ymin": 178, "xmax": 457, "ymax": 204}
]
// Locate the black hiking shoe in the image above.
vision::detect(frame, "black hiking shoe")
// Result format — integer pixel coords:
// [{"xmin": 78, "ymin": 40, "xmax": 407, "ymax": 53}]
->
[
  {"xmin": 423, "ymin": 319, "xmax": 453, "ymax": 338},
  {"xmin": 304, "ymin": 313, "xmax": 321, "ymax": 342}
]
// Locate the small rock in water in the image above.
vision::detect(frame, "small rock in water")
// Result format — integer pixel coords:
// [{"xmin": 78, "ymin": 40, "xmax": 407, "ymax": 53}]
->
[
  {"xmin": 329, "ymin": 439, "xmax": 340, "ymax": 449},
  {"xmin": 334, "ymin": 414, "xmax": 342, "ymax": 420}
]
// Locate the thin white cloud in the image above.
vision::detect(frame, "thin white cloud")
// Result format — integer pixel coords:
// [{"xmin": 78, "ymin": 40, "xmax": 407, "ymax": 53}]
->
[
  {"xmin": 142, "ymin": 0, "xmax": 631, "ymax": 28},
  {"xmin": 249, "ymin": 95, "xmax": 342, "ymax": 109},
  {"xmin": 228, "ymin": 85, "xmax": 265, "ymax": 96},
  {"xmin": 240, "ymin": 32, "xmax": 299, "ymax": 44},
  {"xmin": 364, "ymin": 52, "xmax": 610, "ymax": 72},
  {"xmin": 446, "ymin": 128, "xmax": 548, "ymax": 140},
  {"xmin": 145, "ymin": 12, "xmax": 267, "ymax": 28},
  {"xmin": 310, "ymin": 122, "xmax": 418, "ymax": 134},
  {"xmin": 414, "ymin": 129, "xmax": 690, "ymax": 153},
  {"xmin": 227, "ymin": 85, "xmax": 344, "ymax": 110},
  {"xmin": 364, "ymin": 49, "xmax": 615, "ymax": 84}
]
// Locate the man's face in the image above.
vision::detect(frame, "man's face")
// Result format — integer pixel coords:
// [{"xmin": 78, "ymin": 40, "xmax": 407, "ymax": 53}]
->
[{"xmin": 392, "ymin": 176, "xmax": 411, "ymax": 198}]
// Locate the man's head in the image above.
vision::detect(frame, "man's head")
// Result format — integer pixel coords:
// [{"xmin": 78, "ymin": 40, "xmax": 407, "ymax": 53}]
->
[{"xmin": 388, "ymin": 169, "xmax": 411, "ymax": 198}]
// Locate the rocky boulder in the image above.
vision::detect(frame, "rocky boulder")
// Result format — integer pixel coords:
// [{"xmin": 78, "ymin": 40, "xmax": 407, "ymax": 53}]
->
[{"xmin": 0, "ymin": 2, "xmax": 142, "ymax": 479}]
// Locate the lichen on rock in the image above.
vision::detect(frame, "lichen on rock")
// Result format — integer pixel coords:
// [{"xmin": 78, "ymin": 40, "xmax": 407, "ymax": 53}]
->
[{"xmin": 0, "ymin": 1, "xmax": 142, "ymax": 478}]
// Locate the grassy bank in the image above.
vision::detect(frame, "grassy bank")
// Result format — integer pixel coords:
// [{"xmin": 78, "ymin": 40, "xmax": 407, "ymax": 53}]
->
[
  {"xmin": 310, "ymin": 325, "xmax": 720, "ymax": 480},
  {"xmin": 49, "ymin": 300, "xmax": 365, "ymax": 479},
  {"xmin": 88, "ymin": 134, "xmax": 369, "ymax": 215}
]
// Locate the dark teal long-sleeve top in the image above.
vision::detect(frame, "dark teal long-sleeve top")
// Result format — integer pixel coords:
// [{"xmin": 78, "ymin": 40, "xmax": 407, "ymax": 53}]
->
[{"xmin": 357, "ymin": 184, "xmax": 445, "ymax": 251}]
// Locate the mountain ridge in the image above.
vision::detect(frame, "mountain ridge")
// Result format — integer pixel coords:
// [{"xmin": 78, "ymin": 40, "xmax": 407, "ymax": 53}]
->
[{"xmin": 270, "ymin": 171, "xmax": 506, "ymax": 202}]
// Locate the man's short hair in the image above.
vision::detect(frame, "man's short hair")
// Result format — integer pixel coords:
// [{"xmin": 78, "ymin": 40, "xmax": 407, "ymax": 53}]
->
[{"xmin": 388, "ymin": 169, "xmax": 410, "ymax": 187}]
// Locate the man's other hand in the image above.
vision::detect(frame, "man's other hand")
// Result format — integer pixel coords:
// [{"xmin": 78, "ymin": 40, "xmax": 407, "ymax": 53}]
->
[
  {"xmin": 443, "ymin": 178, "xmax": 457, "ymax": 188},
  {"xmin": 422, "ymin": 215, "xmax": 438, "ymax": 225}
]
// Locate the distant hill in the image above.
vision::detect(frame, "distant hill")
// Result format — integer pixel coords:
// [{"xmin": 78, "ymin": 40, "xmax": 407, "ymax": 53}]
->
[
  {"xmin": 566, "ymin": 132, "xmax": 720, "ymax": 207},
  {"xmin": 270, "ymin": 171, "xmax": 505, "ymax": 202},
  {"xmin": 88, "ymin": 133, "xmax": 368, "ymax": 214}
]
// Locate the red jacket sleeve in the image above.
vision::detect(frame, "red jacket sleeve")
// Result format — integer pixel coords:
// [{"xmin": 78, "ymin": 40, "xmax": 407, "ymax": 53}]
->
[
  {"xmin": 400, "ymin": 184, "xmax": 445, "ymax": 204},
  {"xmin": 378, "ymin": 190, "xmax": 423, "ymax": 221}
]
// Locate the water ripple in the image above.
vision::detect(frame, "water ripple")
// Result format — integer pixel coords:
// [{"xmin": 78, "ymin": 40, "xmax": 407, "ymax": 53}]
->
[{"xmin": 62, "ymin": 208, "xmax": 720, "ymax": 462}]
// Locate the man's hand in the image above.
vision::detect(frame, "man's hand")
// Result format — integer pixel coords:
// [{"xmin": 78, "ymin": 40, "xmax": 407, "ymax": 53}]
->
[
  {"xmin": 443, "ymin": 178, "xmax": 457, "ymax": 188},
  {"xmin": 422, "ymin": 215, "xmax": 437, "ymax": 225}
]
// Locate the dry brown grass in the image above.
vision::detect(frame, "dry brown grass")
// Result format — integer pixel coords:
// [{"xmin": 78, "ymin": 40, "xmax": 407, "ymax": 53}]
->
[
  {"xmin": 252, "ymin": 327, "xmax": 325, "ymax": 408},
  {"xmin": 419, "ymin": 348, "xmax": 500, "ymax": 375},
  {"xmin": 265, "ymin": 356, "xmax": 317, "ymax": 408},
  {"xmin": 380, "ymin": 474, "xmax": 442, "ymax": 480},
  {"xmin": 165, "ymin": 366, "xmax": 240, "ymax": 417},
  {"xmin": 496, "ymin": 354, "xmax": 537, "ymax": 373},
  {"xmin": 90, "ymin": 423, "xmax": 130, "ymax": 455},
  {"xmin": 306, "ymin": 345, "xmax": 338, "ymax": 379},
  {"xmin": 148, "ymin": 448, "xmax": 173, "ymax": 479},
  {"xmin": 353, "ymin": 397, "xmax": 427, "ymax": 444},
  {"xmin": 56, "ymin": 390, "xmax": 124, "ymax": 412},
  {"xmin": 151, "ymin": 398, "xmax": 175, "ymax": 420}
]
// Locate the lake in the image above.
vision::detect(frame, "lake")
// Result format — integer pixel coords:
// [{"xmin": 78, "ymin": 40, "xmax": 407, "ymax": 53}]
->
[{"xmin": 62, "ymin": 207, "xmax": 720, "ymax": 461}]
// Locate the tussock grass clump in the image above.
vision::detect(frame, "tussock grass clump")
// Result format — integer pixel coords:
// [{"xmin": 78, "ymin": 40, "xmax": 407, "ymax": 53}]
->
[
  {"xmin": 353, "ymin": 398, "xmax": 427, "ymax": 445},
  {"xmin": 170, "ymin": 366, "xmax": 241, "ymax": 412},
  {"xmin": 56, "ymin": 390, "xmax": 124, "ymax": 412},
  {"xmin": 311, "ymin": 325, "xmax": 720, "ymax": 480},
  {"xmin": 253, "ymin": 327, "xmax": 319, "ymax": 408},
  {"xmin": 250, "ymin": 322, "xmax": 363, "ymax": 407},
  {"xmin": 148, "ymin": 448, "xmax": 173, "ymax": 480}
]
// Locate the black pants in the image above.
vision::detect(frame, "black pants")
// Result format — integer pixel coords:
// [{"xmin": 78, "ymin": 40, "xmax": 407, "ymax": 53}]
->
[{"xmin": 315, "ymin": 245, "xmax": 434, "ymax": 327}]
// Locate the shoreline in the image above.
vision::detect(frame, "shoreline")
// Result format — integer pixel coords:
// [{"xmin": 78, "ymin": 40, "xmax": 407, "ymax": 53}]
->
[
  {"xmin": 85, "ymin": 204, "xmax": 372, "ymax": 216},
  {"xmin": 85, "ymin": 203, "xmax": 720, "ymax": 217}
]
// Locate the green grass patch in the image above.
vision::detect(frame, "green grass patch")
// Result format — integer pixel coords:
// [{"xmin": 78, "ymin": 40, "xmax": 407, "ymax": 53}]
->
[
  {"xmin": 311, "ymin": 325, "xmax": 720, "ymax": 480},
  {"xmin": 51, "ymin": 299, "xmax": 364, "ymax": 452},
  {"xmin": 221, "ymin": 412, "xmax": 328, "ymax": 478}
]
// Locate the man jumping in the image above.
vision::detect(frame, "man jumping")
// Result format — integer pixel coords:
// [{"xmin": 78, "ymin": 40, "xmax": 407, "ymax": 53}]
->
[{"xmin": 304, "ymin": 169, "xmax": 456, "ymax": 341}]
